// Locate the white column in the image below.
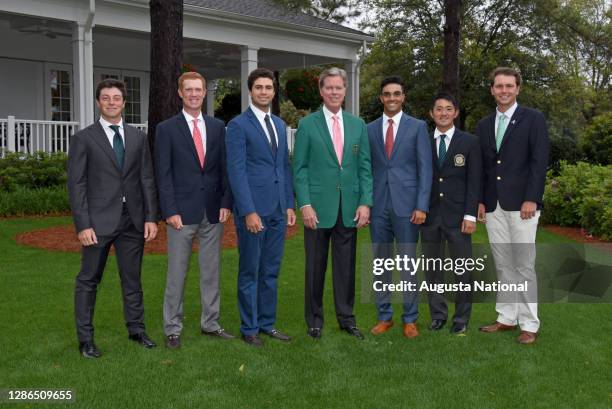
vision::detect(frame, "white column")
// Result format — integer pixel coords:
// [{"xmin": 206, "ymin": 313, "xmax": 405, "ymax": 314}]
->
[
  {"xmin": 345, "ymin": 60, "xmax": 359, "ymax": 116},
  {"xmin": 206, "ymin": 80, "xmax": 216, "ymax": 117},
  {"xmin": 72, "ymin": 22, "xmax": 95, "ymax": 129},
  {"xmin": 240, "ymin": 46, "xmax": 259, "ymax": 111}
]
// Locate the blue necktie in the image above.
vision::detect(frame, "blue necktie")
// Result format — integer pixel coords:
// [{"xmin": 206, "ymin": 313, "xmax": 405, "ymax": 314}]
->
[
  {"xmin": 438, "ymin": 134, "xmax": 447, "ymax": 168},
  {"xmin": 264, "ymin": 114, "xmax": 278, "ymax": 156},
  {"xmin": 109, "ymin": 125, "xmax": 124, "ymax": 169}
]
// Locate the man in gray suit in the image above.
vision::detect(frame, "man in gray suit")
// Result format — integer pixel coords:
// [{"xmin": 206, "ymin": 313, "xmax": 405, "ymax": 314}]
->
[{"xmin": 68, "ymin": 79, "xmax": 158, "ymax": 358}]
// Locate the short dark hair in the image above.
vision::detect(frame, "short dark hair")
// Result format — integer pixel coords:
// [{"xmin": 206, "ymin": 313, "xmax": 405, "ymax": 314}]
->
[
  {"xmin": 380, "ymin": 76, "xmax": 405, "ymax": 94},
  {"xmin": 489, "ymin": 67, "xmax": 522, "ymax": 87},
  {"xmin": 247, "ymin": 68, "xmax": 276, "ymax": 91},
  {"xmin": 95, "ymin": 79, "xmax": 127, "ymax": 101},
  {"xmin": 431, "ymin": 92, "xmax": 459, "ymax": 110}
]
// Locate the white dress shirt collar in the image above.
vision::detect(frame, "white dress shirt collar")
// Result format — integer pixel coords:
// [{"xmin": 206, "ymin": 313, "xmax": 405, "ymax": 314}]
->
[
  {"xmin": 250, "ymin": 103, "xmax": 271, "ymax": 120},
  {"xmin": 434, "ymin": 126, "xmax": 455, "ymax": 141},
  {"xmin": 182, "ymin": 109, "xmax": 204, "ymax": 125},
  {"xmin": 383, "ymin": 111, "xmax": 402, "ymax": 126},
  {"xmin": 322, "ymin": 105, "xmax": 343, "ymax": 123},
  {"xmin": 99, "ymin": 116, "xmax": 124, "ymax": 147},
  {"xmin": 496, "ymin": 102, "xmax": 518, "ymax": 121}
]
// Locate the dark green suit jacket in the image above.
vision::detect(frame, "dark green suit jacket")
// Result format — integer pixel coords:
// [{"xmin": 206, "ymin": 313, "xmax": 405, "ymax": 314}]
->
[{"xmin": 293, "ymin": 108, "xmax": 373, "ymax": 228}]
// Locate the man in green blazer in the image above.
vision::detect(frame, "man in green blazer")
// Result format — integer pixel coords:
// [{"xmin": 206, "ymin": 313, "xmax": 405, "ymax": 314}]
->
[{"xmin": 293, "ymin": 67, "xmax": 373, "ymax": 340}]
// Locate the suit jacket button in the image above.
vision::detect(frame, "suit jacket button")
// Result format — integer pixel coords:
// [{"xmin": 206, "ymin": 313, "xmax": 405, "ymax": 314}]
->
[
  {"xmin": 439, "ymin": 193, "xmax": 444, "ymax": 197},
  {"xmin": 439, "ymin": 178, "xmax": 443, "ymax": 182},
  {"xmin": 497, "ymin": 176, "xmax": 501, "ymax": 180},
  {"xmin": 497, "ymin": 160, "xmax": 501, "ymax": 164}
]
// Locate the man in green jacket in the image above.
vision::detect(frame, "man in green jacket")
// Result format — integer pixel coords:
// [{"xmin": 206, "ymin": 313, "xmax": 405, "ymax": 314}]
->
[{"xmin": 293, "ymin": 67, "xmax": 373, "ymax": 340}]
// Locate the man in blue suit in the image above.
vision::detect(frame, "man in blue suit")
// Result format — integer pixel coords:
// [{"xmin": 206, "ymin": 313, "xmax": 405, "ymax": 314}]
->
[
  {"xmin": 226, "ymin": 68, "xmax": 296, "ymax": 347},
  {"xmin": 477, "ymin": 67, "xmax": 549, "ymax": 345},
  {"xmin": 155, "ymin": 72, "xmax": 234, "ymax": 349},
  {"xmin": 367, "ymin": 76, "xmax": 432, "ymax": 338}
]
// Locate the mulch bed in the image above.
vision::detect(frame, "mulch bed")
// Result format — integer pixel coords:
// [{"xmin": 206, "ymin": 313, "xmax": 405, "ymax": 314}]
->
[
  {"xmin": 541, "ymin": 224, "xmax": 611, "ymax": 251},
  {"xmin": 14, "ymin": 217, "xmax": 298, "ymax": 254}
]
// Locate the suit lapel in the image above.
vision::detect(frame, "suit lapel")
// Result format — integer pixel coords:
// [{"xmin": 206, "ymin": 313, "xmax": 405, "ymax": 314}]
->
[
  {"xmin": 442, "ymin": 130, "xmax": 462, "ymax": 169},
  {"xmin": 314, "ymin": 109, "xmax": 339, "ymax": 166},
  {"xmin": 246, "ymin": 108, "xmax": 275, "ymax": 160},
  {"xmin": 373, "ymin": 117, "xmax": 386, "ymax": 161},
  {"xmin": 272, "ymin": 115, "xmax": 285, "ymax": 165},
  {"xmin": 499, "ymin": 106, "xmax": 524, "ymax": 152},
  {"xmin": 391, "ymin": 113, "xmax": 410, "ymax": 160},
  {"xmin": 91, "ymin": 121, "xmax": 121, "ymax": 172},
  {"xmin": 487, "ymin": 113, "xmax": 496, "ymax": 152},
  {"xmin": 176, "ymin": 114, "xmax": 202, "ymax": 168},
  {"xmin": 122, "ymin": 124, "xmax": 136, "ymax": 174}
]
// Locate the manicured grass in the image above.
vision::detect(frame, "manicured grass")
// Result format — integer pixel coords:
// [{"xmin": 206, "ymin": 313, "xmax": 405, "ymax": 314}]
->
[{"xmin": 0, "ymin": 217, "xmax": 610, "ymax": 409}]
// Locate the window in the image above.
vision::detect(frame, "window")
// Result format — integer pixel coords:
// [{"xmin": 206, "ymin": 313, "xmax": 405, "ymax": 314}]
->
[
  {"xmin": 50, "ymin": 70, "xmax": 71, "ymax": 121},
  {"xmin": 124, "ymin": 76, "xmax": 141, "ymax": 123}
]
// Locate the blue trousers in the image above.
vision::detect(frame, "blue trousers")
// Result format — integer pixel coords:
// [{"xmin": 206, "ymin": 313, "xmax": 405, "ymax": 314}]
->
[
  {"xmin": 370, "ymin": 207, "xmax": 420, "ymax": 324},
  {"xmin": 235, "ymin": 205, "xmax": 286, "ymax": 336}
]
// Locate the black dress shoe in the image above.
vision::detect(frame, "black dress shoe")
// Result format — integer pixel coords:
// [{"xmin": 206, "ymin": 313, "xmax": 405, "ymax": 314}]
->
[
  {"xmin": 307, "ymin": 328, "xmax": 322, "ymax": 339},
  {"xmin": 202, "ymin": 328, "xmax": 235, "ymax": 340},
  {"xmin": 261, "ymin": 329, "xmax": 291, "ymax": 342},
  {"xmin": 165, "ymin": 334, "xmax": 181, "ymax": 349},
  {"xmin": 242, "ymin": 334, "xmax": 263, "ymax": 347},
  {"xmin": 429, "ymin": 319, "xmax": 447, "ymax": 331},
  {"xmin": 79, "ymin": 341, "xmax": 101, "ymax": 359},
  {"xmin": 342, "ymin": 326, "xmax": 364, "ymax": 340},
  {"xmin": 128, "ymin": 332, "xmax": 156, "ymax": 348},
  {"xmin": 450, "ymin": 323, "xmax": 468, "ymax": 334}
]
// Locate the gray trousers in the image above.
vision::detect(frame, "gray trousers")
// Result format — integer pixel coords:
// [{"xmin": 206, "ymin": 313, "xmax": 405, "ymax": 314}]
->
[{"xmin": 163, "ymin": 213, "xmax": 223, "ymax": 336}]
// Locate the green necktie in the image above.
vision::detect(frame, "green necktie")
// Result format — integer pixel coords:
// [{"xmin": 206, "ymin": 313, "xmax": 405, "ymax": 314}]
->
[
  {"xmin": 496, "ymin": 114, "xmax": 507, "ymax": 152},
  {"xmin": 109, "ymin": 125, "xmax": 124, "ymax": 169},
  {"xmin": 438, "ymin": 134, "xmax": 447, "ymax": 168}
]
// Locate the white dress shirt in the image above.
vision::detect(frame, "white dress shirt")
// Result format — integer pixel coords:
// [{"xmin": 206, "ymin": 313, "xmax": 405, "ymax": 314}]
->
[
  {"xmin": 182, "ymin": 109, "xmax": 206, "ymax": 151},
  {"xmin": 382, "ymin": 111, "xmax": 403, "ymax": 143},
  {"xmin": 250, "ymin": 103, "xmax": 278, "ymax": 146},
  {"xmin": 434, "ymin": 126, "xmax": 476, "ymax": 223},
  {"xmin": 495, "ymin": 101, "xmax": 518, "ymax": 132},
  {"xmin": 99, "ymin": 116, "xmax": 124, "ymax": 147},
  {"xmin": 322, "ymin": 105, "xmax": 344, "ymax": 143}
]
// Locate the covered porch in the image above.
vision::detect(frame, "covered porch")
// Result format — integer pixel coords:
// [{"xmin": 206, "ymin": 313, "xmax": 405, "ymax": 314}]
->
[{"xmin": 0, "ymin": 0, "xmax": 371, "ymax": 154}]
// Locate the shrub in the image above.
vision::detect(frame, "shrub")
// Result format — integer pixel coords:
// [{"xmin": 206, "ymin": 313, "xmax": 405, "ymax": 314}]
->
[
  {"xmin": 542, "ymin": 161, "xmax": 611, "ymax": 240},
  {"xmin": 0, "ymin": 186, "xmax": 69, "ymax": 217},
  {"xmin": 548, "ymin": 132, "xmax": 582, "ymax": 174},
  {"xmin": 279, "ymin": 100, "xmax": 310, "ymax": 128},
  {"xmin": 580, "ymin": 112, "xmax": 612, "ymax": 165},
  {"xmin": 284, "ymin": 68, "xmax": 322, "ymax": 111},
  {"xmin": 0, "ymin": 152, "xmax": 67, "ymax": 192}
]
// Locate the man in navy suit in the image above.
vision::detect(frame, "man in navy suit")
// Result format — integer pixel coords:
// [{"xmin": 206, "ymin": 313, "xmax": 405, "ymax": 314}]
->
[
  {"xmin": 155, "ymin": 71, "xmax": 234, "ymax": 349},
  {"xmin": 225, "ymin": 68, "xmax": 295, "ymax": 347},
  {"xmin": 367, "ymin": 76, "xmax": 432, "ymax": 338},
  {"xmin": 421, "ymin": 93, "xmax": 481, "ymax": 334},
  {"xmin": 476, "ymin": 67, "xmax": 549, "ymax": 345}
]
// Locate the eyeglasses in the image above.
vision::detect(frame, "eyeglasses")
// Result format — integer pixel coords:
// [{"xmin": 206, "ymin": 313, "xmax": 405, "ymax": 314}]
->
[{"xmin": 381, "ymin": 91, "xmax": 404, "ymax": 98}]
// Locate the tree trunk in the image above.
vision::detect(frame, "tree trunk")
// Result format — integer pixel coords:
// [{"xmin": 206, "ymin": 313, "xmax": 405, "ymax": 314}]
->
[
  {"xmin": 148, "ymin": 0, "xmax": 183, "ymax": 155},
  {"xmin": 442, "ymin": 0, "xmax": 461, "ymax": 99}
]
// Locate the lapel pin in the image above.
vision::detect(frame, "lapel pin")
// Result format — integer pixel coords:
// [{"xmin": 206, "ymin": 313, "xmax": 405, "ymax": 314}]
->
[{"xmin": 511, "ymin": 119, "xmax": 516, "ymax": 125}]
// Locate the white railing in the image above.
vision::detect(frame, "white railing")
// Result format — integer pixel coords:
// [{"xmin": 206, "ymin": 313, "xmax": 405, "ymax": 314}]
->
[
  {"xmin": 0, "ymin": 117, "xmax": 296, "ymax": 155},
  {"xmin": 286, "ymin": 126, "xmax": 297, "ymax": 153},
  {"xmin": 0, "ymin": 116, "xmax": 79, "ymax": 156}
]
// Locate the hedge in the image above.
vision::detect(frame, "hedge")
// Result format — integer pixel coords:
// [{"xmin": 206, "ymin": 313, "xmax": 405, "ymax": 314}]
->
[{"xmin": 542, "ymin": 161, "xmax": 611, "ymax": 240}]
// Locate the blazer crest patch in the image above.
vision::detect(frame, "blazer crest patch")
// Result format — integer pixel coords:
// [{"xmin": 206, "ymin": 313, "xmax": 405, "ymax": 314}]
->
[
  {"xmin": 353, "ymin": 144, "xmax": 359, "ymax": 154},
  {"xmin": 454, "ymin": 154, "xmax": 466, "ymax": 167}
]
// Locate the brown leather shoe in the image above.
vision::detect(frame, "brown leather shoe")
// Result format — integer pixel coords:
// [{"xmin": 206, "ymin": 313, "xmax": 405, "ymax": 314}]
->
[
  {"xmin": 370, "ymin": 320, "xmax": 394, "ymax": 335},
  {"xmin": 517, "ymin": 331, "xmax": 537, "ymax": 344},
  {"xmin": 403, "ymin": 323, "xmax": 419, "ymax": 338},
  {"xmin": 479, "ymin": 321, "xmax": 517, "ymax": 333}
]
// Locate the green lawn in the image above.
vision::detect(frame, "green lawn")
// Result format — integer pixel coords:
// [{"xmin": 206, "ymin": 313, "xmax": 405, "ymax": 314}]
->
[{"xmin": 0, "ymin": 217, "xmax": 610, "ymax": 409}]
